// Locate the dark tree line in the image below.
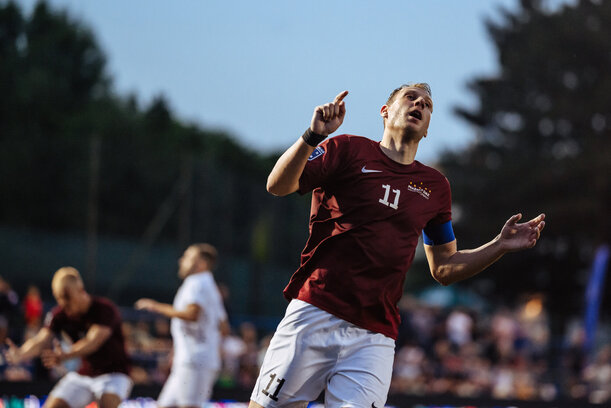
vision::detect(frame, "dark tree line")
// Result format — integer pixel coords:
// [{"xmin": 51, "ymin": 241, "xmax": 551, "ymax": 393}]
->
[
  {"xmin": 0, "ymin": 1, "xmax": 309, "ymax": 272},
  {"xmin": 439, "ymin": 0, "xmax": 610, "ymax": 332}
]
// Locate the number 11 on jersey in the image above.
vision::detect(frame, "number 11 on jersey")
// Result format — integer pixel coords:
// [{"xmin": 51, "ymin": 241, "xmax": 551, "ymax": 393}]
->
[{"xmin": 379, "ymin": 184, "xmax": 400, "ymax": 210}]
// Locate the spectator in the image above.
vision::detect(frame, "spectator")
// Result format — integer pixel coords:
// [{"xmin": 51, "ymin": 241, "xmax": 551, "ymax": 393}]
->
[
  {"xmin": 446, "ymin": 308, "xmax": 473, "ymax": 348},
  {"xmin": 583, "ymin": 344, "xmax": 611, "ymax": 404},
  {"xmin": 0, "ymin": 276, "xmax": 20, "ymax": 341},
  {"xmin": 237, "ymin": 322, "xmax": 259, "ymax": 389},
  {"xmin": 23, "ymin": 285, "xmax": 43, "ymax": 328},
  {"xmin": 219, "ymin": 327, "xmax": 246, "ymax": 388},
  {"xmin": 23, "ymin": 285, "xmax": 44, "ymax": 342}
]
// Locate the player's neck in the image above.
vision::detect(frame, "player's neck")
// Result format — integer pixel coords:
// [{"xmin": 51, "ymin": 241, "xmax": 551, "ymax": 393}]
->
[
  {"xmin": 380, "ymin": 130, "xmax": 420, "ymax": 164},
  {"xmin": 183, "ymin": 268, "xmax": 208, "ymax": 279}
]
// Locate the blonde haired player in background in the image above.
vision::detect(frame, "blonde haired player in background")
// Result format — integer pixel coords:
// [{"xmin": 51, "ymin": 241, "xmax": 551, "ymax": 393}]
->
[
  {"xmin": 249, "ymin": 84, "xmax": 546, "ymax": 407},
  {"xmin": 136, "ymin": 243, "xmax": 229, "ymax": 408},
  {"xmin": 5, "ymin": 267, "xmax": 132, "ymax": 408}
]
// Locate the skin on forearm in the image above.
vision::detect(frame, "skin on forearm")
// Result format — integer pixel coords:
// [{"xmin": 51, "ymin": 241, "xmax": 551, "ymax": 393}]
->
[
  {"xmin": 62, "ymin": 325, "xmax": 112, "ymax": 360},
  {"xmin": 425, "ymin": 236, "xmax": 506, "ymax": 286},
  {"xmin": 425, "ymin": 213, "xmax": 545, "ymax": 286},
  {"xmin": 15, "ymin": 328, "xmax": 53, "ymax": 361},
  {"xmin": 267, "ymin": 91, "xmax": 347, "ymax": 197},
  {"xmin": 150, "ymin": 302, "xmax": 200, "ymax": 322},
  {"xmin": 266, "ymin": 137, "xmax": 315, "ymax": 196}
]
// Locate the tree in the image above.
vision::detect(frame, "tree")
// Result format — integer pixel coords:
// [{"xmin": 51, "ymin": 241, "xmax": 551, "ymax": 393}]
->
[
  {"xmin": 0, "ymin": 1, "xmax": 109, "ymax": 230},
  {"xmin": 0, "ymin": 1, "xmax": 309, "ymax": 311},
  {"xmin": 440, "ymin": 0, "xmax": 611, "ymax": 362}
]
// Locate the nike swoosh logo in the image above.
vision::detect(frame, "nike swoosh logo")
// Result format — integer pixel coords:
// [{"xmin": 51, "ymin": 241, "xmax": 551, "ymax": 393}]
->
[{"xmin": 361, "ymin": 166, "xmax": 382, "ymax": 173}]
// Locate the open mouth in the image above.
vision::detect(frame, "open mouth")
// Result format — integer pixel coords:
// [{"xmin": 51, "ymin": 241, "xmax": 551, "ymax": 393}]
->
[{"xmin": 409, "ymin": 110, "xmax": 422, "ymax": 120}]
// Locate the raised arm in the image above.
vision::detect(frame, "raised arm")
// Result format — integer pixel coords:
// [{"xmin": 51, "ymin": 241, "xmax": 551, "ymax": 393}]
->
[
  {"xmin": 266, "ymin": 91, "xmax": 348, "ymax": 196},
  {"xmin": 424, "ymin": 213, "xmax": 546, "ymax": 286}
]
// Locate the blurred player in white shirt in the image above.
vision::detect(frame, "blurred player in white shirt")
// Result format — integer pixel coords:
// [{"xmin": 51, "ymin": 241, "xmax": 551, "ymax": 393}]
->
[{"xmin": 136, "ymin": 243, "xmax": 229, "ymax": 408}]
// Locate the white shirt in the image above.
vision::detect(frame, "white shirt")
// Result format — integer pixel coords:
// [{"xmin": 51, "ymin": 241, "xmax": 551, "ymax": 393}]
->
[{"xmin": 171, "ymin": 271, "xmax": 227, "ymax": 368}]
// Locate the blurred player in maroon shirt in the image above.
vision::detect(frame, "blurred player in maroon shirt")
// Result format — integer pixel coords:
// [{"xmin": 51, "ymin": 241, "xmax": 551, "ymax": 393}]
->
[
  {"xmin": 249, "ymin": 84, "xmax": 546, "ymax": 408},
  {"xmin": 5, "ymin": 267, "xmax": 132, "ymax": 408}
]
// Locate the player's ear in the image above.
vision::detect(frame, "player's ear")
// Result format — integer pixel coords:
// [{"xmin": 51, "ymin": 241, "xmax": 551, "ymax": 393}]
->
[{"xmin": 380, "ymin": 105, "xmax": 388, "ymax": 119}]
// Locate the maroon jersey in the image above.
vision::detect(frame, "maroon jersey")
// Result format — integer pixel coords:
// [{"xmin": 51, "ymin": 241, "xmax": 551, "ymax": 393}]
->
[
  {"xmin": 284, "ymin": 135, "xmax": 452, "ymax": 339},
  {"xmin": 46, "ymin": 296, "xmax": 130, "ymax": 376}
]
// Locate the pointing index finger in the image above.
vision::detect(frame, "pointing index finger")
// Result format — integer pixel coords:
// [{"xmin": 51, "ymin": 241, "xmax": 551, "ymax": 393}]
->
[{"xmin": 334, "ymin": 90, "xmax": 349, "ymax": 103}]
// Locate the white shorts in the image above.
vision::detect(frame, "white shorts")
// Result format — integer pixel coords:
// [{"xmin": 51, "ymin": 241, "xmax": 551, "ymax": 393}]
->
[
  {"xmin": 49, "ymin": 371, "xmax": 133, "ymax": 408},
  {"xmin": 157, "ymin": 362, "xmax": 218, "ymax": 407},
  {"xmin": 251, "ymin": 299, "xmax": 395, "ymax": 408}
]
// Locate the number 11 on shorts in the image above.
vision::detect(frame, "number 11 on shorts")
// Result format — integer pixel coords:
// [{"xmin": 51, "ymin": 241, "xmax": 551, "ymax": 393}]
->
[{"xmin": 261, "ymin": 373, "xmax": 285, "ymax": 401}]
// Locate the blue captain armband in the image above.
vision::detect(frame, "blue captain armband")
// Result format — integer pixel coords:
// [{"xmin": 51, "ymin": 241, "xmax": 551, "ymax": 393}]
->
[{"xmin": 422, "ymin": 220, "xmax": 456, "ymax": 246}]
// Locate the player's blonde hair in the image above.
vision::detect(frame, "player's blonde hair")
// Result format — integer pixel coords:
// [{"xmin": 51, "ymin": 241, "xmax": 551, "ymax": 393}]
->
[
  {"xmin": 386, "ymin": 83, "xmax": 433, "ymax": 112},
  {"xmin": 52, "ymin": 266, "xmax": 84, "ymax": 294}
]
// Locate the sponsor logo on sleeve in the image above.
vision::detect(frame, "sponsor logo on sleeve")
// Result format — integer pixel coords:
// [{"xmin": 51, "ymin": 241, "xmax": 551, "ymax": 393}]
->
[{"xmin": 308, "ymin": 146, "xmax": 325, "ymax": 161}]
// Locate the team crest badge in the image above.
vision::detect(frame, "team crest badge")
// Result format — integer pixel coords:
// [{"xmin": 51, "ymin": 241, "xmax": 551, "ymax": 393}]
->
[{"xmin": 308, "ymin": 146, "xmax": 325, "ymax": 161}]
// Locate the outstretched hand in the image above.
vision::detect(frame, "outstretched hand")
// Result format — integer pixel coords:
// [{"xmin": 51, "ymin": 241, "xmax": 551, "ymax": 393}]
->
[
  {"xmin": 498, "ymin": 213, "xmax": 546, "ymax": 252},
  {"xmin": 41, "ymin": 339, "xmax": 64, "ymax": 369},
  {"xmin": 4, "ymin": 338, "xmax": 22, "ymax": 365},
  {"xmin": 135, "ymin": 298, "xmax": 159, "ymax": 313},
  {"xmin": 310, "ymin": 91, "xmax": 348, "ymax": 136}
]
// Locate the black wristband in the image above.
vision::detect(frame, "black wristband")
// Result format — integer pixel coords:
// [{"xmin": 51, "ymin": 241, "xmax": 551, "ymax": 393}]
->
[{"xmin": 302, "ymin": 128, "xmax": 327, "ymax": 147}]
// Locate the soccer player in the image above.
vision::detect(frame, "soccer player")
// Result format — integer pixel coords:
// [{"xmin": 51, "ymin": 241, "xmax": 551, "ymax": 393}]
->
[
  {"xmin": 5, "ymin": 267, "xmax": 132, "ymax": 408},
  {"xmin": 135, "ymin": 243, "xmax": 229, "ymax": 408},
  {"xmin": 249, "ymin": 84, "xmax": 546, "ymax": 408}
]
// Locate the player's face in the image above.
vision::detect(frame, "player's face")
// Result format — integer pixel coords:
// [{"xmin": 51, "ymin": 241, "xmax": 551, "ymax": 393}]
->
[
  {"xmin": 178, "ymin": 246, "xmax": 201, "ymax": 279},
  {"xmin": 53, "ymin": 284, "xmax": 84, "ymax": 317},
  {"xmin": 382, "ymin": 87, "xmax": 433, "ymax": 138}
]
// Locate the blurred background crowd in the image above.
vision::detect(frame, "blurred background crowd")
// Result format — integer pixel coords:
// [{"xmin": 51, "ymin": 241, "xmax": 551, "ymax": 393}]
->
[{"xmin": 0, "ymin": 276, "xmax": 609, "ymax": 404}]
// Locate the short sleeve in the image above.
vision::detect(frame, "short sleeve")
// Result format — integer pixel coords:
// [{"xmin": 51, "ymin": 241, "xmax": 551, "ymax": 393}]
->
[
  {"xmin": 298, "ymin": 135, "xmax": 350, "ymax": 194},
  {"xmin": 181, "ymin": 279, "xmax": 207, "ymax": 309},
  {"xmin": 425, "ymin": 176, "xmax": 452, "ymax": 228},
  {"xmin": 184, "ymin": 277, "xmax": 227, "ymax": 322}
]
